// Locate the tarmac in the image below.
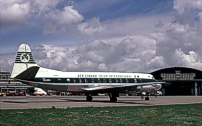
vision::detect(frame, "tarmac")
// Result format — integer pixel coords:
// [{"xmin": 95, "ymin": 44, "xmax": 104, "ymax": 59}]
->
[{"xmin": 1, "ymin": 96, "xmax": 202, "ymax": 109}]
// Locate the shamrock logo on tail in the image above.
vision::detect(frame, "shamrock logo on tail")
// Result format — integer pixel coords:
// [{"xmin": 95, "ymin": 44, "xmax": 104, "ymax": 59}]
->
[{"xmin": 20, "ymin": 53, "xmax": 30, "ymax": 62}]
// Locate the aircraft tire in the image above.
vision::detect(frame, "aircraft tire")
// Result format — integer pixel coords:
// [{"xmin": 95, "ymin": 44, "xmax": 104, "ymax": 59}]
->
[
  {"xmin": 145, "ymin": 97, "xmax": 150, "ymax": 100},
  {"xmin": 86, "ymin": 96, "xmax": 93, "ymax": 101},
  {"xmin": 110, "ymin": 97, "xmax": 117, "ymax": 102}
]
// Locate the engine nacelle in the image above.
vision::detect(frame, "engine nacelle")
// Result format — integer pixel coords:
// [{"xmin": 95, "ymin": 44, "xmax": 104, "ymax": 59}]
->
[
  {"xmin": 153, "ymin": 84, "xmax": 162, "ymax": 91},
  {"xmin": 137, "ymin": 84, "xmax": 162, "ymax": 92},
  {"xmin": 137, "ymin": 85, "xmax": 154, "ymax": 92}
]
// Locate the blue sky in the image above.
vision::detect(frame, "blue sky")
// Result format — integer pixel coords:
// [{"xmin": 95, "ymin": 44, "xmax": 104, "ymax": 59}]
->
[
  {"xmin": 73, "ymin": 0, "xmax": 173, "ymax": 21},
  {"xmin": 1, "ymin": 0, "xmax": 202, "ymax": 72}
]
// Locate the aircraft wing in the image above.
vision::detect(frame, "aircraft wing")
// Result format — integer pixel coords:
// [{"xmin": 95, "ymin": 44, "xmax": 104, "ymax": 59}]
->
[{"xmin": 81, "ymin": 82, "xmax": 165, "ymax": 92}]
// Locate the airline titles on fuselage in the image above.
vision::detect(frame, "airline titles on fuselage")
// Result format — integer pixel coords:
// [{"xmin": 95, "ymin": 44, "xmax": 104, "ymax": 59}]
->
[{"xmin": 77, "ymin": 74, "xmax": 135, "ymax": 78}]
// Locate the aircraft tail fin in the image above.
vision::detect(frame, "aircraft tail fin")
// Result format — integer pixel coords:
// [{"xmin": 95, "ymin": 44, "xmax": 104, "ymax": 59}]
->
[{"xmin": 11, "ymin": 44, "xmax": 39, "ymax": 78}]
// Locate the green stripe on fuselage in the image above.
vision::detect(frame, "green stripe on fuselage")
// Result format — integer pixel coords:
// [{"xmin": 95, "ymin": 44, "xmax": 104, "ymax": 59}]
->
[{"xmin": 34, "ymin": 77, "xmax": 157, "ymax": 84}]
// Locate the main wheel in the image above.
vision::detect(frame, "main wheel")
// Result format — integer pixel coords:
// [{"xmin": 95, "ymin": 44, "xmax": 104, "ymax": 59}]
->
[
  {"xmin": 86, "ymin": 96, "xmax": 93, "ymax": 101},
  {"xmin": 110, "ymin": 97, "xmax": 117, "ymax": 102},
  {"xmin": 145, "ymin": 97, "xmax": 150, "ymax": 100}
]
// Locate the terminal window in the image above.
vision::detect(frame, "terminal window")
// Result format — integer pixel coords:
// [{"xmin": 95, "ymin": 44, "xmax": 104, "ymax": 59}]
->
[{"xmin": 1, "ymin": 76, "xmax": 7, "ymax": 79}]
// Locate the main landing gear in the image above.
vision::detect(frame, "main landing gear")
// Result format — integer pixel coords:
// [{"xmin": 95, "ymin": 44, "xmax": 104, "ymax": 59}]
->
[
  {"xmin": 110, "ymin": 97, "xmax": 117, "ymax": 102},
  {"xmin": 145, "ymin": 96, "xmax": 150, "ymax": 100},
  {"xmin": 86, "ymin": 94, "xmax": 93, "ymax": 101},
  {"xmin": 109, "ymin": 93, "xmax": 119, "ymax": 102}
]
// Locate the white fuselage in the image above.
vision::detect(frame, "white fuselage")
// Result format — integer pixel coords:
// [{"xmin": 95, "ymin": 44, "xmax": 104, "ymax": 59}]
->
[{"xmin": 29, "ymin": 67, "xmax": 159, "ymax": 92}]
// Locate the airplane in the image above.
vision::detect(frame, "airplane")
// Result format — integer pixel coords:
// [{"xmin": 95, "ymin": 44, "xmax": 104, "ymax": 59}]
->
[{"xmin": 11, "ymin": 44, "xmax": 164, "ymax": 102}]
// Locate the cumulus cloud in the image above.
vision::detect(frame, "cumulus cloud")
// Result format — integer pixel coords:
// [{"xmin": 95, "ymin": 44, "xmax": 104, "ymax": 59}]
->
[
  {"xmin": 0, "ymin": 59, "xmax": 12, "ymax": 71},
  {"xmin": 0, "ymin": 0, "xmax": 30, "ymax": 26},
  {"xmin": 146, "ymin": 56, "xmax": 167, "ymax": 71},
  {"xmin": 1, "ymin": 0, "xmax": 83, "ymax": 35},
  {"xmin": 53, "ymin": 6, "xmax": 83, "ymax": 25},
  {"xmin": 174, "ymin": 0, "xmax": 202, "ymax": 14},
  {"xmin": 152, "ymin": 0, "xmax": 202, "ymax": 70},
  {"xmin": 42, "ymin": 6, "xmax": 83, "ymax": 34},
  {"xmin": 31, "ymin": 0, "xmax": 60, "ymax": 14},
  {"xmin": 28, "ymin": 35, "xmax": 157, "ymax": 72},
  {"xmin": 77, "ymin": 15, "xmax": 172, "ymax": 39},
  {"xmin": 172, "ymin": 49, "xmax": 202, "ymax": 69},
  {"xmin": 0, "ymin": 54, "xmax": 14, "ymax": 72},
  {"xmin": 77, "ymin": 18, "xmax": 105, "ymax": 36}
]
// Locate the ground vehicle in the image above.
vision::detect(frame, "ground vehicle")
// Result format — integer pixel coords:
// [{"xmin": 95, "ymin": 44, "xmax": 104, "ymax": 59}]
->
[
  {"xmin": 33, "ymin": 87, "xmax": 47, "ymax": 96},
  {"xmin": 16, "ymin": 89, "xmax": 26, "ymax": 96},
  {"xmin": 0, "ymin": 91, "xmax": 5, "ymax": 96},
  {"xmin": 6, "ymin": 91, "xmax": 17, "ymax": 96},
  {"xmin": 17, "ymin": 91, "xmax": 26, "ymax": 96}
]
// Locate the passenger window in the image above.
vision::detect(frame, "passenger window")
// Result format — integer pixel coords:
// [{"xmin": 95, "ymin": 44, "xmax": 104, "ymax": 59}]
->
[
  {"xmin": 103, "ymin": 79, "xmax": 106, "ymax": 83},
  {"xmin": 134, "ymin": 79, "xmax": 137, "ymax": 83},
  {"xmin": 109, "ymin": 79, "xmax": 112, "ymax": 83},
  {"xmin": 126, "ymin": 79, "xmax": 128, "ymax": 83},
  {"xmin": 85, "ymin": 79, "xmax": 88, "ymax": 83},
  {"xmin": 73, "ymin": 79, "xmax": 76, "ymax": 83},
  {"xmin": 120, "ymin": 79, "xmax": 122, "ymax": 83},
  {"xmin": 116, "ymin": 79, "xmax": 118, "ymax": 83},
  {"xmin": 79, "ymin": 79, "xmax": 82, "ymax": 83},
  {"xmin": 92, "ymin": 79, "xmax": 94, "ymax": 83},
  {"xmin": 98, "ymin": 78, "xmax": 101, "ymax": 83},
  {"xmin": 67, "ymin": 78, "xmax": 70, "ymax": 83}
]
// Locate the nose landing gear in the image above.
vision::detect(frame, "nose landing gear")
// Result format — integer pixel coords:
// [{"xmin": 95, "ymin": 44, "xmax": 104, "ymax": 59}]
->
[
  {"xmin": 145, "ymin": 92, "xmax": 150, "ymax": 100},
  {"xmin": 140, "ymin": 92, "xmax": 150, "ymax": 100}
]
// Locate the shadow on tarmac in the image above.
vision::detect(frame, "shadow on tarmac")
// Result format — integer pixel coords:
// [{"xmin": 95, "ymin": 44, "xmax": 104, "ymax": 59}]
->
[{"xmin": 63, "ymin": 98, "xmax": 152, "ymax": 105}]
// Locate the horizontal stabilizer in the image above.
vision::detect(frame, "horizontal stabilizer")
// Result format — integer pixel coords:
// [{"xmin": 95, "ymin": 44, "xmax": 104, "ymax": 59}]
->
[{"xmin": 15, "ymin": 66, "xmax": 40, "ymax": 81}]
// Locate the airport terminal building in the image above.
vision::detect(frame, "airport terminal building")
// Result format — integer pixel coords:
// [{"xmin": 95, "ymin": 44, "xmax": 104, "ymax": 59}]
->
[
  {"xmin": 150, "ymin": 67, "xmax": 202, "ymax": 96},
  {"xmin": 0, "ymin": 71, "xmax": 33, "ymax": 93}
]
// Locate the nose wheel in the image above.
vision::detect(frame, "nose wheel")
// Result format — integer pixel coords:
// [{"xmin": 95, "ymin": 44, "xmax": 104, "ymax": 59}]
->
[
  {"xmin": 145, "ymin": 92, "xmax": 150, "ymax": 100},
  {"xmin": 140, "ymin": 92, "xmax": 150, "ymax": 100}
]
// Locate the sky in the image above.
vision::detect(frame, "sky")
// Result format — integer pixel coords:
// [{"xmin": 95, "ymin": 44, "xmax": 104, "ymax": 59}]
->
[{"xmin": 1, "ymin": 0, "xmax": 202, "ymax": 73}]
